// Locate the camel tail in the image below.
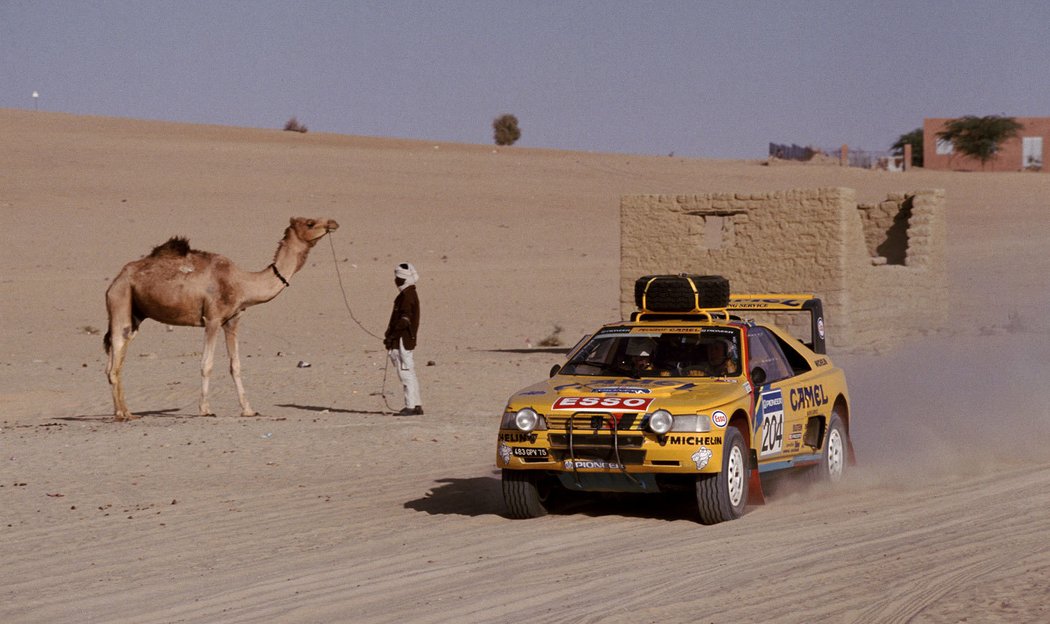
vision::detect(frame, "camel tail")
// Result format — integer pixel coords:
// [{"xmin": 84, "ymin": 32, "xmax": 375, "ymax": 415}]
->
[{"xmin": 104, "ymin": 329, "xmax": 112, "ymax": 354}]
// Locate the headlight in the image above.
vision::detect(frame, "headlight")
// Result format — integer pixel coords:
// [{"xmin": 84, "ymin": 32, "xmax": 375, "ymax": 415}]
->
[
  {"xmin": 514, "ymin": 408, "xmax": 540, "ymax": 432},
  {"xmin": 648, "ymin": 409, "xmax": 674, "ymax": 434},
  {"xmin": 671, "ymin": 414, "xmax": 713, "ymax": 433}
]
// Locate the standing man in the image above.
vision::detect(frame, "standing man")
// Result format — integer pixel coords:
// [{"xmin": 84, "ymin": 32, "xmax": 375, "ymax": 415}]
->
[{"xmin": 384, "ymin": 262, "xmax": 423, "ymax": 415}]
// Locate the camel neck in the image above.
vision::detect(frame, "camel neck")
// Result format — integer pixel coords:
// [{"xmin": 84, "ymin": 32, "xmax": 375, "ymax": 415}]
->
[
  {"xmin": 269, "ymin": 263, "xmax": 290, "ymax": 288},
  {"xmin": 271, "ymin": 230, "xmax": 312, "ymax": 280}
]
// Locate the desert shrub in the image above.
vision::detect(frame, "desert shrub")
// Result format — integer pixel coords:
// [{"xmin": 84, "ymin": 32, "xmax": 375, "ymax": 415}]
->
[
  {"xmin": 537, "ymin": 325, "xmax": 563, "ymax": 347},
  {"xmin": 493, "ymin": 114, "xmax": 521, "ymax": 146},
  {"xmin": 284, "ymin": 117, "xmax": 308, "ymax": 133}
]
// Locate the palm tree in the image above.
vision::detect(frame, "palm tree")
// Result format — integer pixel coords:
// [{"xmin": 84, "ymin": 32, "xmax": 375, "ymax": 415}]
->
[{"xmin": 936, "ymin": 115, "xmax": 1023, "ymax": 169}]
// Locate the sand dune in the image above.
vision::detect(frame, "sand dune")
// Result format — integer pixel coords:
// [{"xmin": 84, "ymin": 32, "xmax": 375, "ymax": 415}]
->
[{"xmin": 2, "ymin": 109, "xmax": 1049, "ymax": 623}]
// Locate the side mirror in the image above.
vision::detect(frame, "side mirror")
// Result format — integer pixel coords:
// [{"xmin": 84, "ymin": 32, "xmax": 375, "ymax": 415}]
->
[
  {"xmin": 549, "ymin": 364, "xmax": 561, "ymax": 378},
  {"xmin": 750, "ymin": 366, "xmax": 767, "ymax": 387}
]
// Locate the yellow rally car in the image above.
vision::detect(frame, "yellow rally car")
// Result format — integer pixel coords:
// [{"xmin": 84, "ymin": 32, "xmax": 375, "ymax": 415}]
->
[{"xmin": 497, "ymin": 275, "xmax": 854, "ymax": 524}]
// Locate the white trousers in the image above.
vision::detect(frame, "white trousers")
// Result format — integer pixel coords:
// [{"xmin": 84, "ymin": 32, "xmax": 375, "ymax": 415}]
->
[{"xmin": 388, "ymin": 339, "xmax": 421, "ymax": 409}]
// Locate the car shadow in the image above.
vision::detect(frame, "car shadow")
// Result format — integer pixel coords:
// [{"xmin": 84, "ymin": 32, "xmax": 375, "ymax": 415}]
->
[
  {"xmin": 563, "ymin": 491, "xmax": 699, "ymax": 522},
  {"xmin": 404, "ymin": 476, "xmax": 505, "ymax": 517},
  {"xmin": 404, "ymin": 473, "xmax": 700, "ymax": 522}
]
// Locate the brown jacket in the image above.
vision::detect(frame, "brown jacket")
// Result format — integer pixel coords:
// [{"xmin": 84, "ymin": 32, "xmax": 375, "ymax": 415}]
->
[{"xmin": 384, "ymin": 285, "xmax": 420, "ymax": 350}]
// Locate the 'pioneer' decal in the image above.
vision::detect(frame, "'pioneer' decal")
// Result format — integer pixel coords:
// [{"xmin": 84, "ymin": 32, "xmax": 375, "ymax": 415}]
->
[{"xmin": 564, "ymin": 459, "xmax": 623, "ymax": 470}]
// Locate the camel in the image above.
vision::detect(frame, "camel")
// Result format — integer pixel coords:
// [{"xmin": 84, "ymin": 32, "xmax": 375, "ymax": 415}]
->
[{"xmin": 104, "ymin": 217, "xmax": 340, "ymax": 421}]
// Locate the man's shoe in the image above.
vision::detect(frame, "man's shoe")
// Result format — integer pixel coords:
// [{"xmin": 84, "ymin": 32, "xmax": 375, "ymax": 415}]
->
[
  {"xmin": 396, "ymin": 407, "xmax": 414, "ymax": 416},
  {"xmin": 412, "ymin": 406, "xmax": 424, "ymax": 415}
]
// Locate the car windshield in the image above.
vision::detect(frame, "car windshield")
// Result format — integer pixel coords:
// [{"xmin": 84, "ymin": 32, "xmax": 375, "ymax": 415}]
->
[{"xmin": 560, "ymin": 327, "xmax": 742, "ymax": 378}]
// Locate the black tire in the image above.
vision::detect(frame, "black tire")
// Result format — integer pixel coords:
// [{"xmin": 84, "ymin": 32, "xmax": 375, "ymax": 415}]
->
[
  {"xmin": 634, "ymin": 275, "xmax": 730, "ymax": 312},
  {"xmin": 696, "ymin": 426, "xmax": 749, "ymax": 524},
  {"xmin": 690, "ymin": 275, "xmax": 731, "ymax": 308},
  {"xmin": 811, "ymin": 410, "xmax": 847, "ymax": 484},
  {"xmin": 502, "ymin": 469, "xmax": 558, "ymax": 518}
]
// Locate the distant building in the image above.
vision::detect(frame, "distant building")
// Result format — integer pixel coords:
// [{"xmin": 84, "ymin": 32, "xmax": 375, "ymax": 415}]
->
[{"xmin": 923, "ymin": 117, "xmax": 1048, "ymax": 172}]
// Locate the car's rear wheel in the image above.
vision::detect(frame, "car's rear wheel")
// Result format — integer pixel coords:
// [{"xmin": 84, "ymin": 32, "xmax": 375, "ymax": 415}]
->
[
  {"xmin": 811, "ymin": 410, "xmax": 847, "ymax": 483},
  {"xmin": 696, "ymin": 426, "xmax": 748, "ymax": 524},
  {"xmin": 502, "ymin": 469, "xmax": 558, "ymax": 518}
]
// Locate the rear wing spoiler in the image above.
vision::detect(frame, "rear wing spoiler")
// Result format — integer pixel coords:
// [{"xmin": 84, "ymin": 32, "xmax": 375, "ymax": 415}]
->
[{"xmin": 727, "ymin": 295, "xmax": 827, "ymax": 354}]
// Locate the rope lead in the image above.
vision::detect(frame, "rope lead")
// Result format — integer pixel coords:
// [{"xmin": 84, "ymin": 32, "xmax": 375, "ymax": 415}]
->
[{"xmin": 327, "ymin": 234, "xmax": 397, "ymax": 412}]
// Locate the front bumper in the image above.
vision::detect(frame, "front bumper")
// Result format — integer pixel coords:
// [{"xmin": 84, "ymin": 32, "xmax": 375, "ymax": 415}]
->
[{"xmin": 497, "ymin": 427, "xmax": 726, "ymax": 476}]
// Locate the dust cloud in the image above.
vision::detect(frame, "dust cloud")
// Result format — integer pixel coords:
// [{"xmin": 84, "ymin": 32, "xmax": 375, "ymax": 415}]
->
[{"xmin": 839, "ymin": 330, "xmax": 1050, "ymax": 487}]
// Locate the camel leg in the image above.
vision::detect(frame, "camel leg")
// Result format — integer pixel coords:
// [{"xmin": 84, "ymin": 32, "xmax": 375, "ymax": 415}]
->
[
  {"xmin": 199, "ymin": 320, "xmax": 222, "ymax": 416},
  {"xmin": 106, "ymin": 325, "xmax": 139, "ymax": 421},
  {"xmin": 223, "ymin": 316, "xmax": 257, "ymax": 417},
  {"xmin": 105, "ymin": 276, "xmax": 139, "ymax": 421}
]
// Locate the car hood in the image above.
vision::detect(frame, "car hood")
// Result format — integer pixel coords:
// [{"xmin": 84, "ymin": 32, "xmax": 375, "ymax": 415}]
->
[{"xmin": 507, "ymin": 375, "xmax": 749, "ymax": 414}]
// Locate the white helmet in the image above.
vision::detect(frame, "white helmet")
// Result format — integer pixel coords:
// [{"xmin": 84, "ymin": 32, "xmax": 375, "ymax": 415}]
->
[{"xmin": 626, "ymin": 337, "xmax": 656, "ymax": 357}]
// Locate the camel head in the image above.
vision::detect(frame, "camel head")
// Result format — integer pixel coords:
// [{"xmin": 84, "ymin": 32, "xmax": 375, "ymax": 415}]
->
[{"xmin": 289, "ymin": 217, "xmax": 340, "ymax": 244}]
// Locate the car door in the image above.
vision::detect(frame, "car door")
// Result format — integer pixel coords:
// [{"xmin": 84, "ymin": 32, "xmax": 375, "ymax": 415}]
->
[{"xmin": 747, "ymin": 326, "xmax": 804, "ymax": 462}]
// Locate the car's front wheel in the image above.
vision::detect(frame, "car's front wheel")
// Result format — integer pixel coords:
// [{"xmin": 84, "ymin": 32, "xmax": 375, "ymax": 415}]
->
[
  {"xmin": 502, "ymin": 469, "xmax": 558, "ymax": 518},
  {"xmin": 696, "ymin": 426, "xmax": 749, "ymax": 524}
]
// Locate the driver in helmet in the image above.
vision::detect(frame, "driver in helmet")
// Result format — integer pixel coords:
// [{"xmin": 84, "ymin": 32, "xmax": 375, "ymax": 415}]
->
[
  {"xmin": 625, "ymin": 337, "xmax": 657, "ymax": 374},
  {"xmin": 703, "ymin": 339, "xmax": 739, "ymax": 376}
]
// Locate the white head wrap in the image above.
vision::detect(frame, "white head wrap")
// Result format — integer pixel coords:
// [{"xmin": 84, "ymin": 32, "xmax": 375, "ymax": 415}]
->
[{"xmin": 395, "ymin": 262, "xmax": 419, "ymax": 290}]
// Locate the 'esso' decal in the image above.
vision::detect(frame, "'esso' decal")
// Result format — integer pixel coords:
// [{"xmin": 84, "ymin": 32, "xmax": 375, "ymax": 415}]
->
[
  {"xmin": 711, "ymin": 410, "xmax": 728, "ymax": 428},
  {"xmin": 552, "ymin": 396, "xmax": 654, "ymax": 412}
]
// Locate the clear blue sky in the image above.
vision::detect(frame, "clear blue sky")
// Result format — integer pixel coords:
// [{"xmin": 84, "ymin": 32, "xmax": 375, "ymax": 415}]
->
[{"xmin": 2, "ymin": 1, "xmax": 1047, "ymax": 158}]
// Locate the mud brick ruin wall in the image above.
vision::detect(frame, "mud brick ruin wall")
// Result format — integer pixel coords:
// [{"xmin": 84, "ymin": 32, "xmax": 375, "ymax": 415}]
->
[{"xmin": 620, "ymin": 187, "xmax": 947, "ymax": 348}]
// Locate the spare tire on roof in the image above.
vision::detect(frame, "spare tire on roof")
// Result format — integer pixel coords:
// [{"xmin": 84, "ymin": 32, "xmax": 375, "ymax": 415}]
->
[{"xmin": 635, "ymin": 275, "xmax": 730, "ymax": 312}]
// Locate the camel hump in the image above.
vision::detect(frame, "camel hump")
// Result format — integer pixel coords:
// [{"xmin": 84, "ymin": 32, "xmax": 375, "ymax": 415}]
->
[{"xmin": 150, "ymin": 236, "xmax": 192, "ymax": 257}]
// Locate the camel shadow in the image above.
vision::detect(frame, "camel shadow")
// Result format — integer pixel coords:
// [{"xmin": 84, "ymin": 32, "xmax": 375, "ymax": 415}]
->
[
  {"xmin": 58, "ymin": 407, "xmax": 189, "ymax": 422},
  {"xmin": 274, "ymin": 403, "xmax": 389, "ymax": 416},
  {"xmin": 404, "ymin": 474, "xmax": 698, "ymax": 522}
]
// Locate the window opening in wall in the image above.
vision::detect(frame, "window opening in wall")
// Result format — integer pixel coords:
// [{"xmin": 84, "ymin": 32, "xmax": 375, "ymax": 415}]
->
[
  {"xmin": 1023, "ymin": 137, "xmax": 1043, "ymax": 170},
  {"xmin": 687, "ymin": 209, "xmax": 741, "ymax": 251},
  {"xmin": 935, "ymin": 138, "xmax": 954, "ymax": 155},
  {"xmin": 704, "ymin": 215, "xmax": 725, "ymax": 249}
]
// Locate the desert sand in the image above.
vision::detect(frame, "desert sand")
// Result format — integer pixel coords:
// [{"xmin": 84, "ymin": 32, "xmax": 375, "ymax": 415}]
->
[{"xmin": 2, "ymin": 109, "xmax": 1049, "ymax": 623}]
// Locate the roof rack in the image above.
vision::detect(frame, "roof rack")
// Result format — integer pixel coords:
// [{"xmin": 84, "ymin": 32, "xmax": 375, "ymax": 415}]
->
[{"xmin": 630, "ymin": 308, "xmax": 732, "ymax": 323}]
